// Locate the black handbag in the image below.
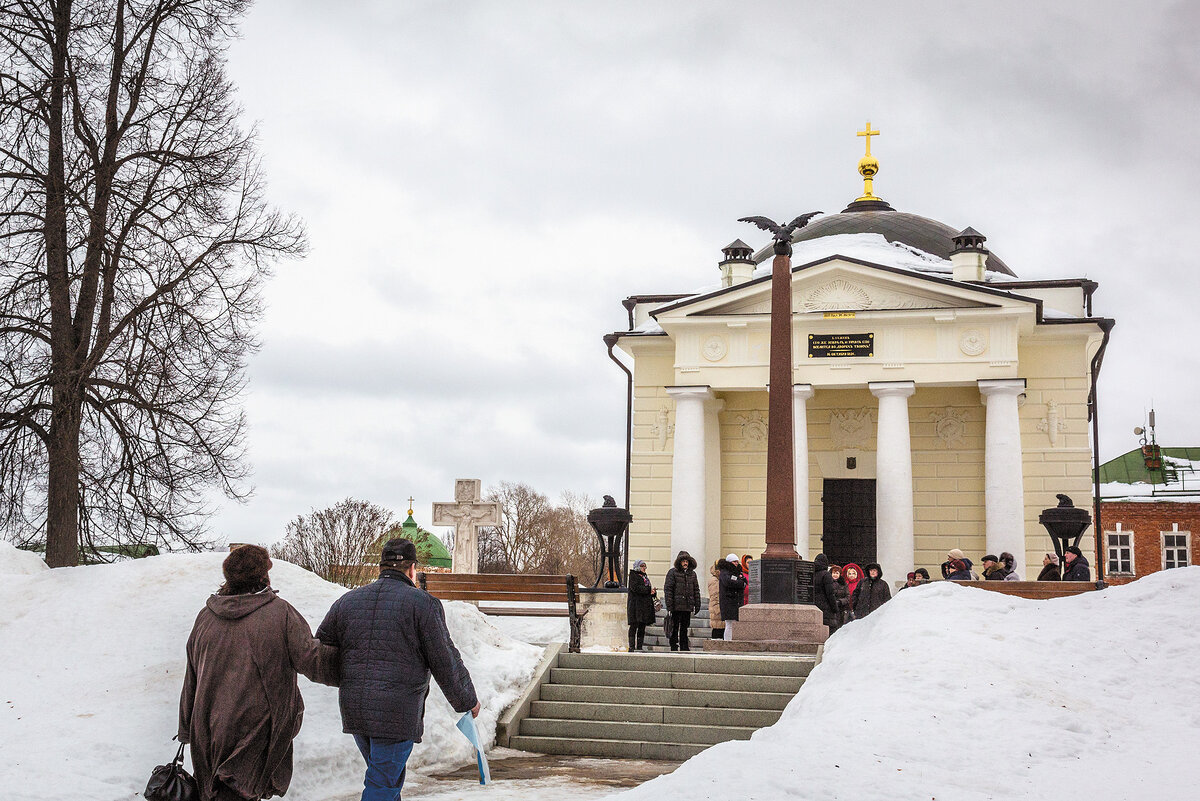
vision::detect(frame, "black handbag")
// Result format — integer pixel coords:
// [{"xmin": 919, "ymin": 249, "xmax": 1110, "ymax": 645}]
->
[{"xmin": 144, "ymin": 742, "xmax": 199, "ymax": 801}]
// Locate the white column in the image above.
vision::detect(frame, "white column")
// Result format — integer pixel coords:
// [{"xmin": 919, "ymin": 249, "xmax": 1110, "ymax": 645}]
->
[
  {"xmin": 703, "ymin": 397, "xmax": 725, "ymax": 572},
  {"xmin": 870, "ymin": 381, "xmax": 916, "ymax": 585},
  {"xmin": 979, "ymin": 379, "xmax": 1027, "ymax": 579},
  {"xmin": 666, "ymin": 386, "xmax": 715, "ymax": 566},
  {"xmin": 793, "ymin": 384, "xmax": 815, "ymax": 559}
]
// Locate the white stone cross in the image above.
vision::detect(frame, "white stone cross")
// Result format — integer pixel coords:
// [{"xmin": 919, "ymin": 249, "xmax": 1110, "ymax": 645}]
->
[{"xmin": 432, "ymin": 479, "xmax": 501, "ymax": 574}]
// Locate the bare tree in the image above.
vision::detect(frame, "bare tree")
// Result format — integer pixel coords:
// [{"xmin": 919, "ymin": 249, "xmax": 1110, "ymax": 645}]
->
[
  {"xmin": 0, "ymin": 1, "xmax": 305, "ymax": 565},
  {"xmin": 271, "ymin": 498, "xmax": 394, "ymax": 587},
  {"xmin": 478, "ymin": 482, "xmax": 600, "ymax": 578}
]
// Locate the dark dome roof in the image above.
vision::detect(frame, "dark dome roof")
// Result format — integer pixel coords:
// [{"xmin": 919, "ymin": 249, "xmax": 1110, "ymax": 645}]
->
[{"xmin": 787, "ymin": 200, "xmax": 1015, "ymax": 277}]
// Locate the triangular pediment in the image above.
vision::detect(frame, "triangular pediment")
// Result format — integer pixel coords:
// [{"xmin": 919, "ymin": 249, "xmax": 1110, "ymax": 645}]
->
[{"xmin": 657, "ymin": 257, "xmax": 1035, "ymax": 320}]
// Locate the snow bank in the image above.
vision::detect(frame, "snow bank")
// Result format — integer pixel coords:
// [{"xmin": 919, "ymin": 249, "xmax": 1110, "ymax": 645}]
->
[
  {"xmin": 0, "ymin": 554, "xmax": 542, "ymax": 801},
  {"xmin": 614, "ymin": 569, "xmax": 1200, "ymax": 801},
  {"xmin": 0, "ymin": 541, "xmax": 49, "ymax": 575}
]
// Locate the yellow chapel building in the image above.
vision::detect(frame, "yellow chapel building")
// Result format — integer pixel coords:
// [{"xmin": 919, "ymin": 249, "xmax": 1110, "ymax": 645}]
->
[{"xmin": 609, "ymin": 131, "xmax": 1113, "ymax": 585}]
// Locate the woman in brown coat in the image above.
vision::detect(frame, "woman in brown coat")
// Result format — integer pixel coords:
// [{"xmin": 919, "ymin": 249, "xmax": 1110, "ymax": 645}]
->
[
  {"xmin": 178, "ymin": 546, "xmax": 339, "ymax": 801},
  {"xmin": 707, "ymin": 560, "xmax": 725, "ymax": 638}
]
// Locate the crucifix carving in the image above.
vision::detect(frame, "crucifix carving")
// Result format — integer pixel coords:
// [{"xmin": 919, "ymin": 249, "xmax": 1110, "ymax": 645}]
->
[{"xmin": 432, "ymin": 479, "xmax": 500, "ymax": 574}]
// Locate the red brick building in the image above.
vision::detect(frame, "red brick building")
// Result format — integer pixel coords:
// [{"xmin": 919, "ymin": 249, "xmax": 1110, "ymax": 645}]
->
[{"xmin": 1098, "ymin": 445, "xmax": 1200, "ymax": 585}]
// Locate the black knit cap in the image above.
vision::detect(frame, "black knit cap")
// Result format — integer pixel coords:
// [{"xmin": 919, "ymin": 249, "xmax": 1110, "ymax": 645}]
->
[{"xmin": 380, "ymin": 537, "xmax": 418, "ymax": 566}]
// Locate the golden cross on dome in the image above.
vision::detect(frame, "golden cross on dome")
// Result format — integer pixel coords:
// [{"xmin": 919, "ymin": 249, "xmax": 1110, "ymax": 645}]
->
[
  {"xmin": 857, "ymin": 121, "xmax": 880, "ymax": 156},
  {"xmin": 855, "ymin": 121, "xmax": 882, "ymax": 201},
  {"xmin": 407, "ymin": 496, "xmax": 415, "ymax": 515}
]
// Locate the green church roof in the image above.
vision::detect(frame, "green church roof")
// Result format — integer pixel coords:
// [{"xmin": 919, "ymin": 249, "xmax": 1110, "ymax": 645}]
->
[{"xmin": 398, "ymin": 512, "xmax": 453, "ymax": 568}]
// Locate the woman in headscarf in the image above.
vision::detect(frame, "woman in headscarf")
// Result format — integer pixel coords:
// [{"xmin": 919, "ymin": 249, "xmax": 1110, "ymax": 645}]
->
[
  {"xmin": 627, "ymin": 559, "xmax": 657, "ymax": 651},
  {"xmin": 1037, "ymin": 553, "xmax": 1062, "ymax": 581},
  {"xmin": 179, "ymin": 546, "xmax": 339, "ymax": 801}
]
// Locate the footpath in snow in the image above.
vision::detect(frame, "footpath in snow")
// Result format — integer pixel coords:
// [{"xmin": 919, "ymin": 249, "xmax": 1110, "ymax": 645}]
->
[
  {"xmin": 613, "ymin": 567, "xmax": 1200, "ymax": 801},
  {"xmin": 0, "ymin": 547, "xmax": 542, "ymax": 801}
]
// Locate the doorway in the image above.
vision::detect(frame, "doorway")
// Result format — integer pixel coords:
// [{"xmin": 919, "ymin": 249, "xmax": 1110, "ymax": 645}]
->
[{"xmin": 821, "ymin": 478, "xmax": 877, "ymax": 567}]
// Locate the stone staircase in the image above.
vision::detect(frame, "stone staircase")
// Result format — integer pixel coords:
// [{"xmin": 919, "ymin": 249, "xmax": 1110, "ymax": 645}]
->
[
  {"xmin": 507, "ymin": 651, "xmax": 814, "ymax": 760},
  {"xmin": 642, "ymin": 608, "xmax": 713, "ymax": 651}
]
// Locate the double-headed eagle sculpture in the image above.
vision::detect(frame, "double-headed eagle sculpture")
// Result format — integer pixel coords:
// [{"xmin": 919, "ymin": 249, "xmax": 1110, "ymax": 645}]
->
[{"xmin": 738, "ymin": 212, "xmax": 822, "ymax": 255}]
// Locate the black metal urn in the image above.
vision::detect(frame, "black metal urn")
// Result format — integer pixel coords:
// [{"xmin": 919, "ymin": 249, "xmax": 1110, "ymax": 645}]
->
[
  {"xmin": 1038, "ymin": 494, "xmax": 1092, "ymax": 565},
  {"xmin": 588, "ymin": 495, "xmax": 633, "ymax": 588}
]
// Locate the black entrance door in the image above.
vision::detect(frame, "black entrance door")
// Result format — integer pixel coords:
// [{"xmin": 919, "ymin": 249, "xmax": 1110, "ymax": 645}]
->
[{"xmin": 822, "ymin": 479, "xmax": 877, "ymax": 567}]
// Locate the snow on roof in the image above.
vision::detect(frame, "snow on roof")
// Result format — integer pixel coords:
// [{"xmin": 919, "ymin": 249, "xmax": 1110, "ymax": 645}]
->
[
  {"xmin": 631, "ymin": 316, "xmax": 665, "ymax": 334},
  {"xmin": 752, "ymin": 232, "xmax": 953, "ymax": 278},
  {"xmin": 615, "ymin": 568, "xmax": 1200, "ymax": 801},
  {"xmin": 1099, "ymin": 448, "xmax": 1200, "ymax": 500}
]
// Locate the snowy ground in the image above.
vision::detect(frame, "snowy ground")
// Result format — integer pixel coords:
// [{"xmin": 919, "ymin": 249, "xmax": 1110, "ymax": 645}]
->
[
  {"xmin": 612, "ymin": 568, "xmax": 1200, "ymax": 801},
  {"xmin": 483, "ymin": 614, "xmax": 569, "ymax": 645},
  {"xmin": 0, "ymin": 550, "xmax": 542, "ymax": 801}
]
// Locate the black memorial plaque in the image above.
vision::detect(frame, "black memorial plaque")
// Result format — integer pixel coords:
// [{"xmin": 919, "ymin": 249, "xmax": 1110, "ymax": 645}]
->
[
  {"xmin": 794, "ymin": 560, "xmax": 815, "ymax": 604},
  {"xmin": 750, "ymin": 558, "xmax": 816, "ymax": 605},
  {"xmin": 808, "ymin": 332, "xmax": 874, "ymax": 358}
]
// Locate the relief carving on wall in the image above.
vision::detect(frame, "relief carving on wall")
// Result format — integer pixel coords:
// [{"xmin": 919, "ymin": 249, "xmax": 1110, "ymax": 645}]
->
[
  {"xmin": 702, "ymin": 335, "xmax": 728, "ymax": 362},
  {"xmin": 959, "ymin": 328, "xmax": 988, "ymax": 356},
  {"xmin": 929, "ymin": 407, "xmax": 968, "ymax": 449},
  {"xmin": 830, "ymin": 407, "xmax": 873, "ymax": 450},
  {"xmin": 651, "ymin": 406, "xmax": 674, "ymax": 452},
  {"xmin": 1036, "ymin": 399, "xmax": 1067, "ymax": 447},
  {"xmin": 732, "ymin": 411, "xmax": 768, "ymax": 450},
  {"xmin": 802, "ymin": 279, "xmax": 872, "ymax": 311}
]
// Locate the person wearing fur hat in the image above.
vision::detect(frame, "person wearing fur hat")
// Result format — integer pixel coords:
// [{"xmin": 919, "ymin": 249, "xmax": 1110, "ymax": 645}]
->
[
  {"xmin": 1037, "ymin": 553, "xmax": 1062, "ymax": 581},
  {"xmin": 663, "ymin": 550, "xmax": 701, "ymax": 651},
  {"xmin": 179, "ymin": 545, "xmax": 340, "ymax": 801},
  {"xmin": 627, "ymin": 560, "xmax": 657, "ymax": 651},
  {"xmin": 718, "ymin": 554, "xmax": 747, "ymax": 641},
  {"xmin": 1061, "ymin": 546, "xmax": 1092, "ymax": 581},
  {"xmin": 851, "ymin": 562, "xmax": 892, "ymax": 619},
  {"xmin": 999, "ymin": 552, "xmax": 1021, "ymax": 581},
  {"xmin": 947, "ymin": 548, "xmax": 979, "ymax": 580},
  {"xmin": 913, "ymin": 567, "xmax": 931, "ymax": 584},
  {"xmin": 707, "ymin": 560, "xmax": 725, "ymax": 639}
]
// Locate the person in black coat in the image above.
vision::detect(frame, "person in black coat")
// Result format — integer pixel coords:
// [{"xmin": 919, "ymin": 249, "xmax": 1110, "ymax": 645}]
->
[
  {"xmin": 663, "ymin": 550, "xmax": 701, "ymax": 651},
  {"xmin": 316, "ymin": 538, "xmax": 478, "ymax": 801},
  {"xmin": 717, "ymin": 554, "xmax": 747, "ymax": 641},
  {"xmin": 946, "ymin": 558, "xmax": 973, "ymax": 581},
  {"xmin": 1062, "ymin": 546, "xmax": 1091, "ymax": 581},
  {"xmin": 626, "ymin": 559, "xmax": 657, "ymax": 651},
  {"xmin": 1037, "ymin": 553, "xmax": 1062, "ymax": 581},
  {"xmin": 851, "ymin": 562, "xmax": 892, "ymax": 619},
  {"xmin": 812, "ymin": 553, "xmax": 840, "ymax": 631},
  {"xmin": 829, "ymin": 565, "xmax": 852, "ymax": 628}
]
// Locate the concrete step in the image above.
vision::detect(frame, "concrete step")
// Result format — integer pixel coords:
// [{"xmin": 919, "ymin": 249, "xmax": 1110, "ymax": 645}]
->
[
  {"xmin": 520, "ymin": 716, "xmax": 757, "ymax": 746},
  {"xmin": 509, "ymin": 734, "xmax": 708, "ymax": 761},
  {"xmin": 530, "ymin": 700, "xmax": 783, "ymax": 729},
  {"xmin": 549, "ymin": 667, "xmax": 804, "ymax": 693},
  {"xmin": 557, "ymin": 651, "xmax": 816, "ymax": 677},
  {"xmin": 703, "ymin": 639, "xmax": 822, "ymax": 655},
  {"xmin": 539, "ymin": 682, "xmax": 794, "ymax": 710},
  {"xmin": 731, "ymin": 620, "xmax": 828, "ymax": 642}
]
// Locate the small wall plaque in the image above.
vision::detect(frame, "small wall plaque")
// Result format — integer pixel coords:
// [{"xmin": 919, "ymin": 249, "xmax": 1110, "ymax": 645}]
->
[{"xmin": 808, "ymin": 332, "xmax": 874, "ymax": 358}]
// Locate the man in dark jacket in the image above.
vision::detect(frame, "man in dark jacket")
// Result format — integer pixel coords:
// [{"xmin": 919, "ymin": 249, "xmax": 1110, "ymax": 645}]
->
[
  {"xmin": 1062, "ymin": 546, "xmax": 1092, "ymax": 581},
  {"xmin": 317, "ymin": 538, "xmax": 479, "ymax": 801},
  {"xmin": 981, "ymin": 555, "xmax": 1008, "ymax": 580},
  {"xmin": 852, "ymin": 563, "xmax": 892, "ymax": 619},
  {"xmin": 663, "ymin": 550, "xmax": 701, "ymax": 651},
  {"xmin": 811, "ymin": 553, "xmax": 840, "ymax": 632}
]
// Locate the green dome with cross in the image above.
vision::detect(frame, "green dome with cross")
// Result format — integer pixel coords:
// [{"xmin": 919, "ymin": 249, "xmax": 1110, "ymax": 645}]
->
[{"xmin": 394, "ymin": 500, "xmax": 453, "ymax": 568}]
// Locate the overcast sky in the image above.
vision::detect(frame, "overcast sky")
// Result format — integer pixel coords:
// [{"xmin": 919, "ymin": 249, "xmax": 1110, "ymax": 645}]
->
[{"xmin": 213, "ymin": 0, "xmax": 1200, "ymax": 544}]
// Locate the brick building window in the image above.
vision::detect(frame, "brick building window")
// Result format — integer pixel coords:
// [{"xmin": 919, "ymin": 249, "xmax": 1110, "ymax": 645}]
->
[
  {"xmin": 1162, "ymin": 525, "xmax": 1191, "ymax": 570},
  {"xmin": 1107, "ymin": 525, "xmax": 1134, "ymax": 574}
]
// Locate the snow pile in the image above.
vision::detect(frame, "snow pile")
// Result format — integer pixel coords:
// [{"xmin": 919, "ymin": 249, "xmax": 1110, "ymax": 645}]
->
[
  {"xmin": 615, "ymin": 569, "xmax": 1200, "ymax": 801},
  {"xmin": 0, "ymin": 541, "xmax": 49, "ymax": 575},
  {"xmin": 0, "ymin": 554, "xmax": 542, "ymax": 801}
]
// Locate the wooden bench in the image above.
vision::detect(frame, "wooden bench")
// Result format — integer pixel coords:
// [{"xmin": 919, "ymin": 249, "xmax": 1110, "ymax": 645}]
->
[
  {"xmin": 949, "ymin": 580, "xmax": 1099, "ymax": 599},
  {"xmin": 419, "ymin": 572, "xmax": 586, "ymax": 651}
]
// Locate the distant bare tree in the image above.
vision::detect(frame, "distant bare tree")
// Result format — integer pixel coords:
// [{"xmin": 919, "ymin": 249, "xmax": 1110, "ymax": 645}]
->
[
  {"xmin": 0, "ymin": 1, "xmax": 305, "ymax": 566},
  {"xmin": 478, "ymin": 482, "xmax": 600, "ymax": 579},
  {"xmin": 272, "ymin": 498, "xmax": 394, "ymax": 587}
]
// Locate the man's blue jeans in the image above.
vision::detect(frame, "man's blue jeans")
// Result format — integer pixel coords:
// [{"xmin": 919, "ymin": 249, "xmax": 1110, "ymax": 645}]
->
[{"xmin": 352, "ymin": 735, "xmax": 415, "ymax": 801}]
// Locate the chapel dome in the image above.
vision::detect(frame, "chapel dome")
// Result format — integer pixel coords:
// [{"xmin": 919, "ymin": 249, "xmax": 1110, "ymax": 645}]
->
[{"xmin": 788, "ymin": 198, "xmax": 1016, "ymax": 276}]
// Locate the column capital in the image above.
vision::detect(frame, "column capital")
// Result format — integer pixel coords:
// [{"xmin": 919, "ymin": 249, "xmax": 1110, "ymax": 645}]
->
[
  {"xmin": 666, "ymin": 385, "xmax": 716, "ymax": 401},
  {"xmin": 869, "ymin": 380, "xmax": 915, "ymax": 399},
  {"xmin": 792, "ymin": 383, "xmax": 815, "ymax": 401},
  {"xmin": 978, "ymin": 378, "xmax": 1026, "ymax": 397}
]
